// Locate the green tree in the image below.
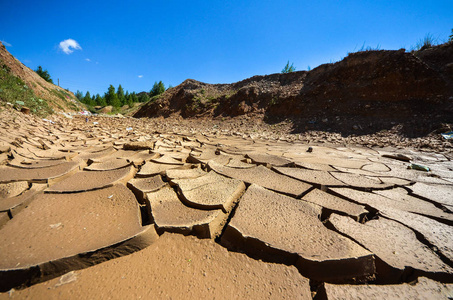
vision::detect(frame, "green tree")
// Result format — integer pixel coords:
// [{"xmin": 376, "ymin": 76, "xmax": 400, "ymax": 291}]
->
[
  {"xmin": 95, "ymin": 94, "xmax": 106, "ymax": 106},
  {"xmin": 124, "ymin": 91, "xmax": 131, "ymax": 106},
  {"xmin": 449, "ymin": 29, "xmax": 453, "ymax": 43},
  {"xmin": 75, "ymin": 90, "xmax": 84, "ymax": 101},
  {"xmin": 83, "ymin": 91, "xmax": 91, "ymax": 104},
  {"xmin": 35, "ymin": 66, "xmax": 53, "ymax": 83},
  {"xmin": 138, "ymin": 93, "xmax": 149, "ymax": 103},
  {"xmin": 281, "ymin": 61, "xmax": 296, "ymax": 73},
  {"xmin": 83, "ymin": 91, "xmax": 96, "ymax": 106},
  {"xmin": 125, "ymin": 93, "xmax": 133, "ymax": 107},
  {"xmin": 117, "ymin": 84, "xmax": 125, "ymax": 105},
  {"xmin": 150, "ymin": 81, "xmax": 165, "ymax": 97},
  {"xmin": 105, "ymin": 85, "xmax": 121, "ymax": 107},
  {"xmin": 130, "ymin": 92, "xmax": 138, "ymax": 104}
]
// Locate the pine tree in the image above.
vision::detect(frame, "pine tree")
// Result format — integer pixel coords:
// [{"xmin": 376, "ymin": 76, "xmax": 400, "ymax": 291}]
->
[
  {"xmin": 126, "ymin": 94, "xmax": 133, "ymax": 107},
  {"xmin": 83, "ymin": 91, "xmax": 91, "ymax": 104},
  {"xmin": 95, "ymin": 94, "xmax": 106, "ymax": 106},
  {"xmin": 117, "ymin": 84, "xmax": 125, "ymax": 105},
  {"xmin": 82, "ymin": 91, "xmax": 96, "ymax": 106},
  {"xmin": 75, "ymin": 90, "xmax": 84, "ymax": 101},
  {"xmin": 150, "ymin": 81, "xmax": 165, "ymax": 97},
  {"xmin": 105, "ymin": 85, "xmax": 121, "ymax": 107},
  {"xmin": 35, "ymin": 66, "xmax": 53, "ymax": 83},
  {"xmin": 130, "ymin": 92, "xmax": 138, "ymax": 103},
  {"xmin": 124, "ymin": 91, "xmax": 130, "ymax": 107}
]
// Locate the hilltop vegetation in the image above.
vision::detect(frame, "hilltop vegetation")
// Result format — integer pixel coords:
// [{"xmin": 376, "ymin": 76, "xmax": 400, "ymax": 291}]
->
[{"xmin": 75, "ymin": 81, "xmax": 168, "ymax": 114}]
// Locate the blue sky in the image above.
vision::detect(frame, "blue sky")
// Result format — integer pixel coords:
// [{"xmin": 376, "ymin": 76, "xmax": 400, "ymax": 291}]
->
[{"xmin": 1, "ymin": 0, "xmax": 452, "ymax": 96}]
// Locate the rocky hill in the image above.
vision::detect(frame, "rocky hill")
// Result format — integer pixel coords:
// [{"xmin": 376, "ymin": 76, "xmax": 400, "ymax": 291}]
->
[
  {"xmin": 135, "ymin": 43, "xmax": 453, "ymax": 136},
  {"xmin": 0, "ymin": 42, "xmax": 82, "ymax": 116}
]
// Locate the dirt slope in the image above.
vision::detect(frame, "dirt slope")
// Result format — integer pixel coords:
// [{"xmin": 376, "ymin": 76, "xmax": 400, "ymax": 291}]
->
[
  {"xmin": 0, "ymin": 42, "xmax": 82, "ymax": 114},
  {"xmin": 135, "ymin": 44, "xmax": 453, "ymax": 136}
]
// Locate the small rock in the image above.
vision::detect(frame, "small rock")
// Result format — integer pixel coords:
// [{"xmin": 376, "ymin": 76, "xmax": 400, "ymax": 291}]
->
[{"xmin": 55, "ymin": 271, "xmax": 77, "ymax": 287}]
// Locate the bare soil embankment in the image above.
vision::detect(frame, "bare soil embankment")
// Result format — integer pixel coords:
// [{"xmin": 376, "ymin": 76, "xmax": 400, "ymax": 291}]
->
[{"xmin": 134, "ymin": 43, "xmax": 453, "ymax": 138}]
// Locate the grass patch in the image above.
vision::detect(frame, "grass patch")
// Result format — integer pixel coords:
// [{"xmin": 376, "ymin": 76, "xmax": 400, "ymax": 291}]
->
[
  {"xmin": 149, "ymin": 95, "xmax": 161, "ymax": 103},
  {"xmin": 50, "ymin": 89, "xmax": 68, "ymax": 101},
  {"xmin": 412, "ymin": 34, "xmax": 438, "ymax": 51},
  {"xmin": 347, "ymin": 43, "xmax": 381, "ymax": 56},
  {"xmin": 67, "ymin": 101, "xmax": 79, "ymax": 111},
  {"xmin": 0, "ymin": 62, "xmax": 53, "ymax": 117}
]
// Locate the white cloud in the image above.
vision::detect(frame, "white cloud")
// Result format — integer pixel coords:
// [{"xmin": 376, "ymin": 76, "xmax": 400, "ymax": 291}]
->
[
  {"xmin": 85, "ymin": 58, "xmax": 91, "ymax": 62},
  {"xmin": 59, "ymin": 39, "xmax": 82, "ymax": 54},
  {"xmin": 138, "ymin": 75, "xmax": 143, "ymax": 78},
  {"xmin": 1, "ymin": 40, "xmax": 12, "ymax": 47}
]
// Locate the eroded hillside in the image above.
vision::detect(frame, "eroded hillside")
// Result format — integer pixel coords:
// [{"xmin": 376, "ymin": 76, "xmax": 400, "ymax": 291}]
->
[
  {"xmin": 135, "ymin": 44, "xmax": 453, "ymax": 136},
  {"xmin": 0, "ymin": 42, "xmax": 82, "ymax": 115}
]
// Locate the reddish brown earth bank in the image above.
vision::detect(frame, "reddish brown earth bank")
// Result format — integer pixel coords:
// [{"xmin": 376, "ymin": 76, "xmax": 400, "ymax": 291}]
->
[{"xmin": 134, "ymin": 44, "xmax": 453, "ymax": 137}]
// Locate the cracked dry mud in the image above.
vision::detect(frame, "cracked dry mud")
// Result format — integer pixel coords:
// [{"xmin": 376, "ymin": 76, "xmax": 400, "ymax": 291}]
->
[{"xmin": 0, "ymin": 109, "xmax": 452, "ymax": 299}]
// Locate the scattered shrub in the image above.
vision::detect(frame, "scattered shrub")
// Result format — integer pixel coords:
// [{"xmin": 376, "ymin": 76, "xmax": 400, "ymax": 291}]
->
[{"xmin": 282, "ymin": 61, "xmax": 296, "ymax": 73}]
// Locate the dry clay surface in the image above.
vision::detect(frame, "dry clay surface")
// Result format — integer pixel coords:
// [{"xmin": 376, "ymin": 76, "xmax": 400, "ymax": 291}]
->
[{"xmin": 0, "ymin": 108, "xmax": 452, "ymax": 299}]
